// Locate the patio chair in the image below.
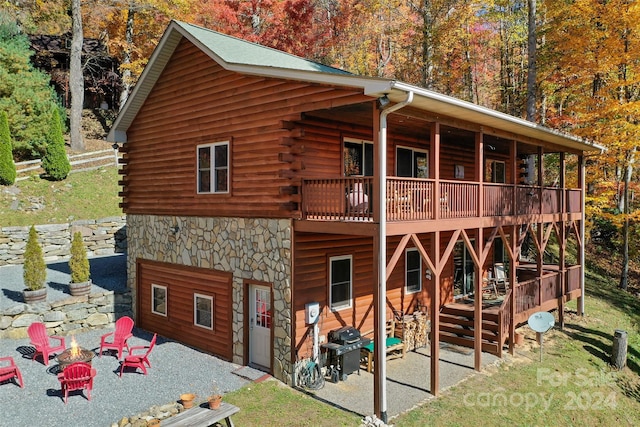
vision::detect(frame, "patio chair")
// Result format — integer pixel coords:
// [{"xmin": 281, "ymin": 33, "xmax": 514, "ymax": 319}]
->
[
  {"xmin": 0, "ymin": 356, "xmax": 24, "ymax": 388},
  {"xmin": 119, "ymin": 333, "xmax": 157, "ymax": 377},
  {"xmin": 57, "ymin": 362, "xmax": 96, "ymax": 404},
  {"xmin": 27, "ymin": 322, "xmax": 66, "ymax": 366},
  {"xmin": 494, "ymin": 263, "xmax": 509, "ymax": 293},
  {"xmin": 99, "ymin": 315, "xmax": 134, "ymax": 359},
  {"xmin": 347, "ymin": 182, "xmax": 368, "ymax": 213}
]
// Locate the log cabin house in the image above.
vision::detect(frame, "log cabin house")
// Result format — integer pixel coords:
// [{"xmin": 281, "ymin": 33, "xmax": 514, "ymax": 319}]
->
[{"xmin": 107, "ymin": 20, "xmax": 603, "ymax": 419}]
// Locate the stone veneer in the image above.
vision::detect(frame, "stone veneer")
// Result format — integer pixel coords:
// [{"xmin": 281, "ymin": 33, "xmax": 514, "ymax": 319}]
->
[
  {"xmin": 0, "ymin": 291, "xmax": 133, "ymax": 339},
  {"xmin": 126, "ymin": 214, "xmax": 294, "ymax": 384},
  {"xmin": 0, "ymin": 216, "xmax": 127, "ymax": 266}
]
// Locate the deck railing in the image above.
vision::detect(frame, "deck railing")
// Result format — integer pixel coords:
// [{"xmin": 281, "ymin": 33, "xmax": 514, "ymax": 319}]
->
[{"xmin": 301, "ymin": 177, "xmax": 582, "ymax": 222}]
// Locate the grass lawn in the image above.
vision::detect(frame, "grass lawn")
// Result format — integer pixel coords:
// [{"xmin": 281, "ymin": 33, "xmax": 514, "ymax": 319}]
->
[{"xmin": 0, "ymin": 167, "xmax": 122, "ymax": 226}]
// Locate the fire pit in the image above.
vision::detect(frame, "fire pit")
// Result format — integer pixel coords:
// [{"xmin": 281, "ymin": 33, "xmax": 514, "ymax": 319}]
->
[{"xmin": 56, "ymin": 336, "xmax": 95, "ymax": 370}]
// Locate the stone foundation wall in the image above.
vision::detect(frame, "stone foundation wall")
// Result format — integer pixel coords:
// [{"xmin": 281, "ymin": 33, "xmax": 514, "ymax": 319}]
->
[
  {"xmin": 127, "ymin": 214, "xmax": 293, "ymax": 384},
  {"xmin": 0, "ymin": 216, "xmax": 127, "ymax": 266},
  {"xmin": 0, "ymin": 290, "xmax": 133, "ymax": 339}
]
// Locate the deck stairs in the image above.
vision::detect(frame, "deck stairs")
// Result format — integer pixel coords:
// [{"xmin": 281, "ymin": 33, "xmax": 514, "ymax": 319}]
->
[{"xmin": 439, "ymin": 301, "xmax": 505, "ymax": 356}]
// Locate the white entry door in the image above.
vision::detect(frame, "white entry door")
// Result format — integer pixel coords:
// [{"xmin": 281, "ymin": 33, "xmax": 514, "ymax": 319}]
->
[{"xmin": 249, "ymin": 284, "xmax": 271, "ymax": 368}]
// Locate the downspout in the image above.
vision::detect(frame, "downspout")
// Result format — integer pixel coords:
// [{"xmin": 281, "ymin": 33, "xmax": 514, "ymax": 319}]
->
[{"xmin": 377, "ymin": 90, "xmax": 413, "ymax": 423}]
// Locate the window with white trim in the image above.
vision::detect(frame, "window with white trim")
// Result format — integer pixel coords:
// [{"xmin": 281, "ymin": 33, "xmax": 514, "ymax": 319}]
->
[
  {"xmin": 344, "ymin": 138, "xmax": 373, "ymax": 176},
  {"xmin": 151, "ymin": 284, "xmax": 167, "ymax": 316},
  {"xmin": 330, "ymin": 255, "xmax": 352, "ymax": 310},
  {"xmin": 197, "ymin": 142, "xmax": 229, "ymax": 193},
  {"xmin": 194, "ymin": 293, "xmax": 214, "ymax": 330},
  {"xmin": 405, "ymin": 248, "xmax": 422, "ymax": 294},
  {"xmin": 396, "ymin": 146, "xmax": 428, "ymax": 178}
]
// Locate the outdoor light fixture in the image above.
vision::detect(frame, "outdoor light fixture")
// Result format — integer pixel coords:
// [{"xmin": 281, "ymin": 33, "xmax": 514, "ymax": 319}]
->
[
  {"xmin": 377, "ymin": 95, "xmax": 390, "ymax": 109},
  {"xmin": 170, "ymin": 225, "xmax": 180, "ymax": 234}
]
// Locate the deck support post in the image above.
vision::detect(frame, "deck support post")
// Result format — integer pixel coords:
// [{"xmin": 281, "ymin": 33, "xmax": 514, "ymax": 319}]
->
[{"xmin": 430, "ymin": 231, "xmax": 440, "ymax": 396}]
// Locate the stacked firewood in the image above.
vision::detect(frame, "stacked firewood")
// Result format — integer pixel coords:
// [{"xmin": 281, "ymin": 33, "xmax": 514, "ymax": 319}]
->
[{"xmin": 395, "ymin": 311, "xmax": 431, "ymax": 351}]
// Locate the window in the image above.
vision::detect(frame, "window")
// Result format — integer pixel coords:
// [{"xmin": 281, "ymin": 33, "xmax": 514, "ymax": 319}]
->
[
  {"xmin": 344, "ymin": 138, "xmax": 373, "ymax": 176},
  {"xmin": 151, "ymin": 284, "xmax": 167, "ymax": 316},
  {"xmin": 330, "ymin": 255, "xmax": 352, "ymax": 310},
  {"xmin": 486, "ymin": 160, "xmax": 506, "ymax": 183},
  {"xmin": 197, "ymin": 142, "xmax": 229, "ymax": 193},
  {"xmin": 396, "ymin": 146, "xmax": 428, "ymax": 178},
  {"xmin": 405, "ymin": 248, "xmax": 422, "ymax": 294},
  {"xmin": 194, "ymin": 293, "xmax": 214, "ymax": 330}
]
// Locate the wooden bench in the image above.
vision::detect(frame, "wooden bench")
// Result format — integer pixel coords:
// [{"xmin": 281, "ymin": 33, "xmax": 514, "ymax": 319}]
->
[
  {"xmin": 162, "ymin": 402, "xmax": 240, "ymax": 427},
  {"xmin": 360, "ymin": 319, "xmax": 405, "ymax": 373}
]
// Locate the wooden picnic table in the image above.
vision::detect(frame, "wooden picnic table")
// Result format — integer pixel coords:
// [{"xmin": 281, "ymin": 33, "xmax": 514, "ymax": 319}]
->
[{"xmin": 161, "ymin": 402, "xmax": 240, "ymax": 427}]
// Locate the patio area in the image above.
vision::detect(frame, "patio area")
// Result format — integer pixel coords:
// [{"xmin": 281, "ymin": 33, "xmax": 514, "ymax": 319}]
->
[{"xmin": 0, "ymin": 327, "xmax": 266, "ymax": 427}]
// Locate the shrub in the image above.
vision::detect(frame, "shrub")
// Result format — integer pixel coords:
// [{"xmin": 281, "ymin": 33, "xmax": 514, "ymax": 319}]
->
[
  {"xmin": 41, "ymin": 109, "xmax": 71, "ymax": 180},
  {"xmin": 23, "ymin": 225, "xmax": 46, "ymax": 290},
  {"xmin": 69, "ymin": 231, "xmax": 90, "ymax": 283},
  {"xmin": 0, "ymin": 110, "xmax": 16, "ymax": 185}
]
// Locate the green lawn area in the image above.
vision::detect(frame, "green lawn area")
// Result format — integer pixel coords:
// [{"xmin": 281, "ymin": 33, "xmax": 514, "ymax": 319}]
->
[{"xmin": 0, "ymin": 167, "xmax": 122, "ymax": 226}]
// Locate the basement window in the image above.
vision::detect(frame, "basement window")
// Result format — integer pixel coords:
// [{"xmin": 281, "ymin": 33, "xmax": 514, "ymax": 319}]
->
[
  {"xmin": 194, "ymin": 293, "xmax": 214, "ymax": 330},
  {"xmin": 151, "ymin": 284, "xmax": 167, "ymax": 316}
]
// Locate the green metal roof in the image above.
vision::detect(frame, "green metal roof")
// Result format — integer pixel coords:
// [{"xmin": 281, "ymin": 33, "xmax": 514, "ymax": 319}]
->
[{"xmin": 174, "ymin": 21, "xmax": 351, "ymax": 76}]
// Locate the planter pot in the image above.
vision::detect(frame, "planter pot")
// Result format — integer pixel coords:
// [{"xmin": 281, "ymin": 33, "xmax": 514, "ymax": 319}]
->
[
  {"xmin": 208, "ymin": 395, "xmax": 222, "ymax": 410},
  {"xmin": 180, "ymin": 393, "xmax": 196, "ymax": 409},
  {"xmin": 23, "ymin": 288, "xmax": 47, "ymax": 304},
  {"xmin": 69, "ymin": 280, "xmax": 92, "ymax": 296},
  {"xmin": 514, "ymin": 332, "xmax": 524, "ymax": 346}
]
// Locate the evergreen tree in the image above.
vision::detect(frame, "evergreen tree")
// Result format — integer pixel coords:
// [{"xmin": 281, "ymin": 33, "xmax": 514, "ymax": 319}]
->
[
  {"xmin": 41, "ymin": 109, "xmax": 71, "ymax": 180},
  {"xmin": 0, "ymin": 110, "xmax": 16, "ymax": 185},
  {"xmin": 0, "ymin": 14, "xmax": 64, "ymax": 160},
  {"xmin": 69, "ymin": 231, "xmax": 90, "ymax": 283},
  {"xmin": 23, "ymin": 225, "xmax": 46, "ymax": 291}
]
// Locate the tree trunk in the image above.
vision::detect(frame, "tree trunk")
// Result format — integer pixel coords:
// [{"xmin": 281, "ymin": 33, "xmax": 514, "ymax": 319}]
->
[
  {"xmin": 526, "ymin": 0, "xmax": 537, "ymax": 122},
  {"xmin": 69, "ymin": 0, "xmax": 84, "ymax": 152},
  {"xmin": 118, "ymin": 7, "xmax": 135, "ymax": 111}
]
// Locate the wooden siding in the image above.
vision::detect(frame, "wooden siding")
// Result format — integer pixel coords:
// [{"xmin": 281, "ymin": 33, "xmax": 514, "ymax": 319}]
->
[
  {"xmin": 137, "ymin": 259, "xmax": 233, "ymax": 361},
  {"xmin": 121, "ymin": 38, "xmax": 369, "ymax": 217},
  {"xmin": 293, "ymin": 232, "xmax": 454, "ymax": 359}
]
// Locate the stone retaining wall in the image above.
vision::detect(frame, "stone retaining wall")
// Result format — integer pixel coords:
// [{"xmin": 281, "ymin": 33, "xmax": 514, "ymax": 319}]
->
[
  {"xmin": 0, "ymin": 290, "xmax": 132, "ymax": 339},
  {"xmin": 0, "ymin": 216, "xmax": 127, "ymax": 266}
]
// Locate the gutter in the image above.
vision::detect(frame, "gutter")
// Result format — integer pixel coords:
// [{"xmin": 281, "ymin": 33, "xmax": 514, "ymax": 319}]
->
[{"xmin": 377, "ymin": 90, "xmax": 413, "ymax": 423}]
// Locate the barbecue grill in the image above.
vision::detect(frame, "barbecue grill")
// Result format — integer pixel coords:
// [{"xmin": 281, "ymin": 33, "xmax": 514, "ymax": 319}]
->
[{"xmin": 322, "ymin": 326, "xmax": 370, "ymax": 382}]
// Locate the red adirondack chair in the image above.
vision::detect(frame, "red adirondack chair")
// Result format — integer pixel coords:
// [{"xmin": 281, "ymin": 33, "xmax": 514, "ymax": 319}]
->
[
  {"xmin": 27, "ymin": 322, "xmax": 66, "ymax": 366},
  {"xmin": 120, "ymin": 333, "xmax": 157, "ymax": 377},
  {"xmin": 0, "ymin": 356, "xmax": 24, "ymax": 388},
  {"xmin": 99, "ymin": 316, "xmax": 134, "ymax": 359},
  {"xmin": 57, "ymin": 362, "xmax": 96, "ymax": 404}
]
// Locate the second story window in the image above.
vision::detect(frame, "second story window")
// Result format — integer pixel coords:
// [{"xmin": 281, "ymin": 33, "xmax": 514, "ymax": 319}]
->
[
  {"xmin": 198, "ymin": 142, "xmax": 229, "ymax": 194},
  {"xmin": 344, "ymin": 138, "xmax": 373, "ymax": 176},
  {"xmin": 396, "ymin": 146, "xmax": 428, "ymax": 178},
  {"xmin": 486, "ymin": 160, "xmax": 506, "ymax": 183}
]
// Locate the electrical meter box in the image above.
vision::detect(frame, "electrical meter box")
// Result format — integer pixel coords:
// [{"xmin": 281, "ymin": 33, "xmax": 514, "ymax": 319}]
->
[{"xmin": 305, "ymin": 302, "xmax": 320, "ymax": 324}]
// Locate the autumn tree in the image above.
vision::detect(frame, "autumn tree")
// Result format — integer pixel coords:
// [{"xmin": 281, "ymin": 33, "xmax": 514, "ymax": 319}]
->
[{"xmin": 541, "ymin": 0, "xmax": 640, "ymax": 289}]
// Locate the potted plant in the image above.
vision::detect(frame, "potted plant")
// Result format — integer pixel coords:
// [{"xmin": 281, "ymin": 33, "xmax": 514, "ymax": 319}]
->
[
  {"xmin": 23, "ymin": 225, "xmax": 47, "ymax": 303},
  {"xmin": 180, "ymin": 393, "xmax": 196, "ymax": 409},
  {"xmin": 208, "ymin": 384, "xmax": 222, "ymax": 410},
  {"xmin": 68, "ymin": 231, "xmax": 91, "ymax": 296}
]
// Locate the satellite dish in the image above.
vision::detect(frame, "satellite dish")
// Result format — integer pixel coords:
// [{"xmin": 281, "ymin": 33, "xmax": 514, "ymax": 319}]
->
[
  {"xmin": 528, "ymin": 311, "xmax": 555, "ymax": 333},
  {"xmin": 527, "ymin": 311, "xmax": 555, "ymax": 362}
]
